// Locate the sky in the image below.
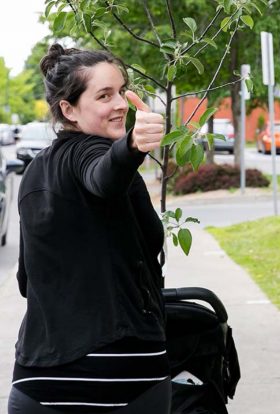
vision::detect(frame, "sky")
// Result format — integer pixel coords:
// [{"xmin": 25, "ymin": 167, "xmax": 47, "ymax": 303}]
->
[{"xmin": 0, "ymin": 0, "xmax": 50, "ymax": 76}]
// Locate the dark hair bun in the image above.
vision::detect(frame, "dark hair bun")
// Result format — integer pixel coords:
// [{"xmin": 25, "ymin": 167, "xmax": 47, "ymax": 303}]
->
[{"xmin": 40, "ymin": 43, "xmax": 66, "ymax": 77}]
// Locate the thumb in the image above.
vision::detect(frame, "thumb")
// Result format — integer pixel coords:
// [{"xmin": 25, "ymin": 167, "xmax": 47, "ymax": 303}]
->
[{"xmin": 125, "ymin": 90, "xmax": 151, "ymax": 113}]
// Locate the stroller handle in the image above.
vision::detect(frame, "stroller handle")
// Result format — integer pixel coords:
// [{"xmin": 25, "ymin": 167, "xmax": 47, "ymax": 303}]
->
[{"xmin": 162, "ymin": 287, "xmax": 228, "ymax": 323}]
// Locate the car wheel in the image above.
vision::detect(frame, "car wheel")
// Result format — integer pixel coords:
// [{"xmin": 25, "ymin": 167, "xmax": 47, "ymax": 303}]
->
[{"xmin": 1, "ymin": 233, "xmax": 7, "ymax": 246}]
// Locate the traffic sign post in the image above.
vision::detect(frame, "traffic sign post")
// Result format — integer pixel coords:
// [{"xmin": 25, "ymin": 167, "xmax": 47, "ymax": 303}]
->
[
  {"xmin": 240, "ymin": 64, "xmax": 251, "ymax": 194},
  {"xmin": 261, "ymin": 32, "xmax": 278, "ymax": 215}
]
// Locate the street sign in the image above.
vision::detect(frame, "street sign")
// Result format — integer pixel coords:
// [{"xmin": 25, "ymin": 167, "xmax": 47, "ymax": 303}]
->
[
  {"xmin": 241, "ymin": 64, "xmax": 251, "ymax": 100},
  {"xmin": 261, "ymin": 32, "xmax": 275, "ymax": 86}
]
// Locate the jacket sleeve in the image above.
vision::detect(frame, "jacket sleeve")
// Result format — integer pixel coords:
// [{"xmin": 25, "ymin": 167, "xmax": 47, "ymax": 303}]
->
[
  {"xmin": 72, "ymin": 131, "xmax": 147, "ymax": 198},
  {"xmin": 16, "ymin": 225, "xmax": 27, "ymax": 298}
]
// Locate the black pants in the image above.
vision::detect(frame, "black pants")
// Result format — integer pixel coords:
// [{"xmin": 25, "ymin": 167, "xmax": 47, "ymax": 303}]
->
[{"xmin": 8, "ymin": 377, "xmax": 171, "ymax": 414}]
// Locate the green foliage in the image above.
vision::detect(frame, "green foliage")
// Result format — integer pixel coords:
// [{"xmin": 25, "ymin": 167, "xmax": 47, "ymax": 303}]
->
[
  {"xmin": 207, "ymin": 216, "xmax": 280, "ymax": 307},
  {"xmin": 161, "ymin": 208, "xmax": 200, "ymax": 255}
]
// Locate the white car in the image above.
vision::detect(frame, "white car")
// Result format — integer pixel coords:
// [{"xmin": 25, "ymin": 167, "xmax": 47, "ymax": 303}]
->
[
  {"xmin": 200, "ymin": 118, "xmax": 235, "ymax": 154},
  {"xmin": 16, "ymin": 122, "xmax": 57, "ymax": 172},
  {"xmin": 0, "ymin": 124, "xmax": 15, "ymax": 145}
]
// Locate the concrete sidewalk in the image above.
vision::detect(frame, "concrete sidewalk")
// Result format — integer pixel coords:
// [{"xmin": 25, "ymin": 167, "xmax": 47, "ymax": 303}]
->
[{"xmin": 1, "ymin": 179, "xmax": 280, "ymax": 413}]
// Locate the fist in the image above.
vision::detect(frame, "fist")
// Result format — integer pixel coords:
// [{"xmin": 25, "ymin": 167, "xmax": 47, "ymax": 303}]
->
[{"xmin": 125, "ymin": 90, "xmax": 165, "ymax": 153}]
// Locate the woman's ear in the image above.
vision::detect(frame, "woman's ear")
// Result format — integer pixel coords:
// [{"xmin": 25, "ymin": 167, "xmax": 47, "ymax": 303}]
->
[{"xmin": 59, "ymin": 100, "xmax": 77, "ymax": 122}]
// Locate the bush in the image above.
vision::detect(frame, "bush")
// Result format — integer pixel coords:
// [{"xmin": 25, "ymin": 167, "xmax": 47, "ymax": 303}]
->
[{"xmin": 173, "ymin": 163, "xmax": 270, "ymax": 195}]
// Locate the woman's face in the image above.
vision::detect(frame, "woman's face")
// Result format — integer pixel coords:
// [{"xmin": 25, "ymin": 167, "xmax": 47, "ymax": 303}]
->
[{"xmin": 64, "ymin": 62, "xmax": 129, "ymax": 140}]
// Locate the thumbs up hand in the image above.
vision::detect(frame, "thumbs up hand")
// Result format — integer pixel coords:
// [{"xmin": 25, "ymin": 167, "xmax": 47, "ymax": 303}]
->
[{"xmin": 125, "ymin": 90, "xmax": 165, "ymax": 153}]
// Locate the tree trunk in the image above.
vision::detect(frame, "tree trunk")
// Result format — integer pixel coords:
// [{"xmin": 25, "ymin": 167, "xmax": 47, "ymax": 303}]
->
[
  {"xmin": 205, "ymin": 115, "xmax": 214, "ymax": 164},
  {"xmin": 230, "ymin": 33, "xmax": 241, "ymax": 167}
]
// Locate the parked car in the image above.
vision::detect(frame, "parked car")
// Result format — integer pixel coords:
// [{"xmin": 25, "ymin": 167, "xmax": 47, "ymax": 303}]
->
[
  {"xmin": 16, "ymin": 122, "xmax": 57, "ymax": 172},
  {"xmin": 256, "ymin": 121, "xmax": 280, "ymax": 154},
  {"xmin": 200, "ymin": 118, "xmax": 235, "ymax": 154},
  {"xmin": 0, "ymin": 124, "xmax": 15, "ymax": 145},
  {"xmin": 0, "ymin": 149, "xmax": 24, "ymax": 246}
]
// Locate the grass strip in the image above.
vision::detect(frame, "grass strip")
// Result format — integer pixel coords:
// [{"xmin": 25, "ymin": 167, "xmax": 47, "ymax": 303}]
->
[{"xmin": 207, "ymin": 216, "xmax": 280, "ymax": 308}]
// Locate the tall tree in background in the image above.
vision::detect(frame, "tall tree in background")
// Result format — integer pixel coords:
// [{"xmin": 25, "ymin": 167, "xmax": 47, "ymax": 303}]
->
[{"xmin": 44, "ymin": 0, "xmax": 264, "ymax": 256}]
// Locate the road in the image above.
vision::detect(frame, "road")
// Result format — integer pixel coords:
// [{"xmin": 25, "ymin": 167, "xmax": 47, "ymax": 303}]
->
[{"xmin": 215, "ymin": 147, "xmax": 280, "ymax": 174}]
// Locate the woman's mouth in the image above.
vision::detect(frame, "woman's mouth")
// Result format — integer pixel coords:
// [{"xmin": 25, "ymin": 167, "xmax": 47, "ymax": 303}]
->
[{"xmin": 109, "ymin": 116, "xmax": 124, "ymax": 123}]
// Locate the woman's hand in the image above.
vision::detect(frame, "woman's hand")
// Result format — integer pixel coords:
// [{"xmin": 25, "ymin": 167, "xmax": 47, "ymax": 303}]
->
[{"xmin": 125, "ymin": 90, "xmax": 165, "ymax": 153}]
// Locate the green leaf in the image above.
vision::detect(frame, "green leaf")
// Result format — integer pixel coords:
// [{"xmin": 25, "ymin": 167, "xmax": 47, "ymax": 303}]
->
[
  {"xmin": 144, "ymin": 84, "xmax": 156, "ymax": 94},
  {"xmin": 131, "ymin": 64, "xmax": 146, "ymax": 74},
  {"xmin": 160, "ymin": 41, "xmax": 177, "ymax": 53},
  {"xmin": 175, "ymin": 208, "xmax": 182, "ymax": 222},
  {"xmin": 172, "ymin": 233, "xmax": 178, "ymax": 246},
  {"xmin": 240, "ymin": 15, "xmax": 254, "ymax": 29},
  {"xmin": 167, "ymin": 65, "xmax": 177, "ymax": 81},
  {"xmin": 205, "ymin": 133, "xmax": 215, "ymax": 149},
  {"xmin": 199, "ymin": 107, "xmax": 217, "ymax": 127},
  {"xmin": 176, "ymin": 147, "xmax": 191, "ymax": 167},
  {"xmin": 190, "ymin": 144, "xmax": 204, "ymax": 170},
  {"xmin": 221, "ymin": 16, "xmax": 231, "ymax": 32},
  {"xmin": 165, "ymin": 210, "xmax": 176, "ymax": 219},
  {"xmin": 161, "ymin": 130, "xmax": 184, "ymax": 147},
  {"xmin": 224, "ymin": 0, "xmax": 233, "ymax": 14},
  {"xmin": 95, "ymin": 7, "xmax": 107, "ymax": 18},
  {"xmin": 183, "ymin": 17, "xmax": 197, "ymax": 33},
  {"xmin": 188, "ymin": 121, "xmax": 200, "ymax": 130},
  {"xmin": 245, "ymin": 78, "xmax": 254, "ymax": 93},
  {"xmin": 201, "ymin": 38, "xmax": 217, "ymax": 49},
  {"xmin": 175, "ymin": 134, "xmax": 193, "ymax": 166},
  {"xmin": 185, "ymin": 217, "xmax": 200, "ymax": 224},
  {"xmin": 250, "ymin": 3, "xmax": 262, "ymax": 15},
  {"xmin": 45, "ymin": 1, "xmax": 56, "ymax": 18},
  {"xmin": 160, "ymin": 46, "xmax": 175, "ymax": 54},
  {"xmin": 178, "ymin": 228, "xmax": 192, "ymax": 255},
  {"xmin": 187, "ymin": 57, "xmax": 204, "ymax": 75},
  {"xmin": 53, "ymin": 12, "xmax": 68, "ymax": 32},
  {"xmin": 83, "ymin": 13, "xmax": 92, "ymax": 32}
]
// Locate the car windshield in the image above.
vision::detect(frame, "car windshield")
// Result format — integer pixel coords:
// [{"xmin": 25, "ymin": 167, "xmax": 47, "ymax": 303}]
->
[
  {"xmin": 214, "ymin": 122, "xmax": 233, "ymax": 135},
  {"xmin": 21, "ymin": 123, "xmax": 56, "ymax": 141}
]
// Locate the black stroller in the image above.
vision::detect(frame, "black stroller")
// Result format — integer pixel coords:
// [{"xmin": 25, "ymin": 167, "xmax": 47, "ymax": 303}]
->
[{"xmin": 163, "ymin": 287, "xmax": 241, "ymax": 414}]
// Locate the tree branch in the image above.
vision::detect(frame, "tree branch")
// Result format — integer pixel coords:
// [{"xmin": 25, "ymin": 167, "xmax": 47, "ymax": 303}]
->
[
  {"xmin": 141, "ymin": 0, "xmax": 162, "ymax": 46},
  {"xmin": 171, "ymin": 77, "xmax": 243, "ymax": 102},
  {"xmin": 136, "ymin": 86, "xmax": 167, "ymax": 106},
  {"xmin": 104, "ymin": 0, "xmax": 159, "ymax": 48},
  {"xmin": 66, "ymin": 0, "xmax": 76, "ymax": 13},
  {"xmin": 126, "ymin": 64, "xmax": 166, "ymax": 90},
  {"xmin": 184, "ymin": 20, "xmax": 240, "ymax": 127},
  {"xmin": 181, "ymin": 8, "xmax": 222, "ymax": 56},
  {"xmin": 148, "ymin": 153, "xmax": 163, "ymax": 169},
  {"xmin": 165, "ymin": 0, "xmax": 176, "ymax": 39},
  {"xmin": 169, "ymin": 7, "xmax": 241, "ymax": 66}
]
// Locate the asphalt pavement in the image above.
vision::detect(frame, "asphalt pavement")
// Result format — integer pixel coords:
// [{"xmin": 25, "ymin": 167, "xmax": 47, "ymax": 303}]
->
[{"xmin": 0, "ymin": 172, "xmax": 280, "ymax": 413}]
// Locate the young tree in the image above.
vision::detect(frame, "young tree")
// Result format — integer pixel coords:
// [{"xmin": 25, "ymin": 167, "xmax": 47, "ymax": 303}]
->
[{"xmin": 44, "ymin": 0, "xmax": 263, "ymax": 258}]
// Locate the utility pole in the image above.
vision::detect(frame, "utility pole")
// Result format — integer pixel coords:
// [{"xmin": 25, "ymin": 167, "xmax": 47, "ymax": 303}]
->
[
  {"xmin": 240, "ymin": 64, "xmax": 250, "ymax": 194},
  {"xmin": 261, "ymin": 32, "xmax": 278, "ymax": 215}
]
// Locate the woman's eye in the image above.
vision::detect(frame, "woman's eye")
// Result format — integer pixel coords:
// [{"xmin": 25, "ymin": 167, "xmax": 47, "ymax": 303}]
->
[{"xmin": 99, "ymin": 94, "xmax": 110, "ymax": 100}]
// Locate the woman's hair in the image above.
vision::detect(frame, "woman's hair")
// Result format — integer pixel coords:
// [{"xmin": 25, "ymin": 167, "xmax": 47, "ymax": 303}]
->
[{"xmin": 40, "ymin": 43, "xmax": 128, "ymax": 126}]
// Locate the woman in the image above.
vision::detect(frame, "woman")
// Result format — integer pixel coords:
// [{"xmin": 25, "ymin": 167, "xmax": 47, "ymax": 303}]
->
[{"xmin": 8, "ymin": 44, "xmax": 171, "ymax": 414}]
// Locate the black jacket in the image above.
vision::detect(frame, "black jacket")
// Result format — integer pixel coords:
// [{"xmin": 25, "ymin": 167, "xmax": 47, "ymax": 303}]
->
[{"xmin": 15, "ymin": 130, "xmax": 166, "ymax": 367}]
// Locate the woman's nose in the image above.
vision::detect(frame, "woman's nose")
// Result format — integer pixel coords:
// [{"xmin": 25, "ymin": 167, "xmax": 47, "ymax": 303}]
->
[{"xmin": 113, "ymin": 93, "xmax": 128, "ymax": 110}]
